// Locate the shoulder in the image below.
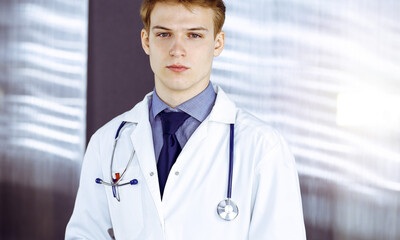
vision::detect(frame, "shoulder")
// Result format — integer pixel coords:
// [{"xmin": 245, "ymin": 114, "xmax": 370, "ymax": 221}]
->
[
  {"xmin": 88, "ymin": 110, "xmax": 131, "ymax": 150},
  {"xmin": 235, "ymin": 108, "xmax": 281, "ymax": 146},
  {"xmin": 234, "ymin": 108, "xmax": 294, "ymax": 167},
  {"xmin": 212, "ymin": 85, "xmax": 286, "ymax": 155}
]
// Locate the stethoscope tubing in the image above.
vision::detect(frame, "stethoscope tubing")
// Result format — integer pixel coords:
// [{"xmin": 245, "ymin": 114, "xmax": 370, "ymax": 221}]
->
[
  {"xmin": 95, "ymin": 121, "xmax": 138, "ymax": 201},
  {"xmin": 227, "ymin": 123, "xmax": 234, "ymax": 199},
  {"xmin": 111, "ymin": 121, "xmax": 128, "ymax": 185}
]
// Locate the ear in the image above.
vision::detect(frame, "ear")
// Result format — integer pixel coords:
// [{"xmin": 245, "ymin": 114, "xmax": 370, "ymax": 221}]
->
[
  {"xmin": 141, "ymin": 29, "xmax": 150, "ymax": 55},
  {"xmin": 213, "ymin": 31, "xmax": 225, "ymax": 57}
]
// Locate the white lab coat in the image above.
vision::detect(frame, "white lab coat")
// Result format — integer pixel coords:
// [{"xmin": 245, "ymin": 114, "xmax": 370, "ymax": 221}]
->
[{"xmin": 66, "ymin": 86, "xmax": 306, "ymax": 240}]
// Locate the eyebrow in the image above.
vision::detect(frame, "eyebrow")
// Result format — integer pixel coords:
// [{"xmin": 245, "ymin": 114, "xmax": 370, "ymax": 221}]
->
[
  {"xmin": 152, "ymin": 25, "xmax": 171, "ymax": 31},
  {"xmin": 187, "ymin": 27, "xmax": 208, "ymax": 32},
  {"xmin": 152, "ymin": 25, "xmax": 209, "ymax": 32}
]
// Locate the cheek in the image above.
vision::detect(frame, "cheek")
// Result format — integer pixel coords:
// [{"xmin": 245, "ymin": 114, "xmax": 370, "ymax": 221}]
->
[
  {"xmin": 149, "ymin": 38, "xmax": 170, "ymax": 52},
  {"xmin": 197, "ymin": 47, "xmax": 215, "ymax": 66},
  {"xmin": 193, "ymin": 42, "xmax": 215, "ymax": 57},
  {"xmin": 148, "ymin": 52, "xmax": 162, "ymax": 73},
  {"xmin": 148, "ymin": 47, "xmax": 166, "ymax": 67}
]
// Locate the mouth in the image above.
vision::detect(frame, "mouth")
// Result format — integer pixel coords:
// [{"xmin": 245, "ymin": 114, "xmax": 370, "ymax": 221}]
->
[{"xmin": 167, "ymin": 65, "xmax": 189, "ymax": 72}]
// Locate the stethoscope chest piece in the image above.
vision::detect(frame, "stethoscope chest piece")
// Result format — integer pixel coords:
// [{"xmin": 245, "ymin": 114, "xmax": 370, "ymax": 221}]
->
[{"xmin": 217, "ymin": 198, "xmax": 238, "ymax": 221}]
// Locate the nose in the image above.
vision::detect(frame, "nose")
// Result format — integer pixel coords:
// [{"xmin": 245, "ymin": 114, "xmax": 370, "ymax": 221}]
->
[{"xmin": 169, "ymin": 36, "xmax": 186, "ymax": 57}]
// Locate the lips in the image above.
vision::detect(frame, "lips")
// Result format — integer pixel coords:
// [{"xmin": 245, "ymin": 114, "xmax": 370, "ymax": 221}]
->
[{"xmin": 167, "ymin": 64, "xmax": 189, "ymax": 72}]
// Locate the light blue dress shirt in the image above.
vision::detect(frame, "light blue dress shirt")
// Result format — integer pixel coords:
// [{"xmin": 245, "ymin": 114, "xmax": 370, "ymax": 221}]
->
[{"xmin": 149, "ymin": 82, "xmax": 216, "ymax": 162}]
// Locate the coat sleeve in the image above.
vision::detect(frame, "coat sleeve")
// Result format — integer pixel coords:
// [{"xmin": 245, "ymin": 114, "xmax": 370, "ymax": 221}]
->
[
  {"xmin": 65, "ymin": 132, "xmax": 113, "ymax": 240},
  {"xmin": 248, "ymin": 134, "xmax": 306, "ymax": 239}
]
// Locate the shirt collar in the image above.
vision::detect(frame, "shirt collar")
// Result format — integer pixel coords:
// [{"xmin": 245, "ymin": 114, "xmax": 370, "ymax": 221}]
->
[{"xmin": 151, "ymin": 82, "xmax": 216, "ymax": 122}]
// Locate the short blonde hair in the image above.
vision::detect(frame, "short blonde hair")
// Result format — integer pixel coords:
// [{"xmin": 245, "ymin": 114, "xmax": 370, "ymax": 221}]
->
[{"xmin": 140, "ymin": 0, "xmax": 226, "ymax": 37}]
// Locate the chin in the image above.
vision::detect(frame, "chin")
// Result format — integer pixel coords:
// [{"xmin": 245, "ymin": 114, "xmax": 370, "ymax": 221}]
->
[
  {"xmin": 167, "ymin": 82, "xmax": 194, "ymax": 92},
  {"xmin": 157, "ymin": 74, "xmax": 208, "ymax": 93}
]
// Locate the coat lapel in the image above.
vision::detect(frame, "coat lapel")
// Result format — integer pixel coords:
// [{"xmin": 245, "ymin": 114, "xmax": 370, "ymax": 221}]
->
[{"xmin": 122, "ymin": 93, "xmax": 165, "ymax": 227}]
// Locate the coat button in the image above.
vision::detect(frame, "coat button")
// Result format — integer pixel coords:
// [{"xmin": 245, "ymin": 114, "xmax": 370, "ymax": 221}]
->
[
  {"xmin": 175, "ymin": 171, "xmax": 180, "ymax": 176},
  {"xmin": 150, "ymin": 172, "xmax": 154, "ymax": 176}
]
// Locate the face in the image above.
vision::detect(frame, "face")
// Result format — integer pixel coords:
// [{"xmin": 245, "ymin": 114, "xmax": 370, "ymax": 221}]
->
[{"xmin": 141, "ymin": 2, "xmax": 225, "ymax": 105}]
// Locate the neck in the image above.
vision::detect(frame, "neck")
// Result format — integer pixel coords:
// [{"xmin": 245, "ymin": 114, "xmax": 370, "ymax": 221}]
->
[
  {"xmin": 155, "ymin": 81, "xmax": 209, "ymax": 108},
  {"xmin": 158, "ymin": 93, "xmax": 192, "ymax": 108}
]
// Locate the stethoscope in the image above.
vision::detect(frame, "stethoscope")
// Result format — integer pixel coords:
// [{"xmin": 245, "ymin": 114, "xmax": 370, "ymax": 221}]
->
[
  {"xmin": 216, "ymin": 123, "xmax": 239, "ymax": 221},
  {"xmin": 96, "ymin": 121, "xmax": 239, "ymax": 221},
  {"xmin": 95, "ymin": 121, "xmax": 139, "ymax": 202}
]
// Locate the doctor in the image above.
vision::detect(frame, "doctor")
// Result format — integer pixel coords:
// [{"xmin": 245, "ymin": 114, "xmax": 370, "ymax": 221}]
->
[{"xmin": 66, "ymin": 0, "xmax": 306, "ymax": 239}]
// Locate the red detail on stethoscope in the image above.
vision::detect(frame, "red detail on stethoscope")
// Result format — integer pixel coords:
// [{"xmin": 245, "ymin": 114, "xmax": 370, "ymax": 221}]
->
[{"xmin": 113, "ymin": 173, "xmax": 120, "ymax": 183}]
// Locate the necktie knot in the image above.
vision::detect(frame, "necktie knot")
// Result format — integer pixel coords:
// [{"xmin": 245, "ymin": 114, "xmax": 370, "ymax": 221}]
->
[{"xmin": 159, "ymin": 111, "xmax": 190, "ymax": 135}]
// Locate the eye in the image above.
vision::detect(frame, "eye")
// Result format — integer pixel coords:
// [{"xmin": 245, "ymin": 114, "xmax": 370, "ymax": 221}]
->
[
  {"xmin": 157, "ymin": 32, "xmax": 170, "ymax": 38},
  {"xmin": 189, "ymin": 33, "xmax": 202, "ymax": 39}
]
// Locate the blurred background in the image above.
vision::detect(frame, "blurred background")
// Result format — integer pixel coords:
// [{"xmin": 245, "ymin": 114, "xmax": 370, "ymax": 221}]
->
[{"xmin": 0, "ymin": 0, "xmax": 399, "ymax": 239}]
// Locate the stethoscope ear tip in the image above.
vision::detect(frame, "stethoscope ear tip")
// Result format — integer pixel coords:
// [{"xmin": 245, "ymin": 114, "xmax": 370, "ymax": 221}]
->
[{"xmin": 130, "ymin": 179, "xmax": 139, "ymax": 185}]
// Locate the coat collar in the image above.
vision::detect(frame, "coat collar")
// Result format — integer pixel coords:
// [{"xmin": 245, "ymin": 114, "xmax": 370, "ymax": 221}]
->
[
  {"xmin": 121, "ymin": 92, "xmax": 153, "ymax": 123},
  {"xmin": 121, "ymin": 86, "xmax": 237, "ymax": 125},
  {"xmin": 209, "ymin": 86, "xmax": 237, "ymax": 124}
]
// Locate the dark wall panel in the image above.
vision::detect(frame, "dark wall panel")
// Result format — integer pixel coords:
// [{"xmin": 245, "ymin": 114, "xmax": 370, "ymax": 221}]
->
[{"xmin": 87, "ymin": 0, "xmax": 153, "ymax": 142}]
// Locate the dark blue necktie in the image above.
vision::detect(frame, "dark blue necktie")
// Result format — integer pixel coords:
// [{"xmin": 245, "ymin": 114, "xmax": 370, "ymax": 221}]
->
[{"xmin": 157, "ymin": 111, "xmax": 190, "ymax": 199}]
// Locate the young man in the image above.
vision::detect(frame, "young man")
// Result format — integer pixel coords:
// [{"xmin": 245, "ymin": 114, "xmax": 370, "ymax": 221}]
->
[{"xmin": 66, "ymin": 0, "xmax": 306, "ymax": 239}]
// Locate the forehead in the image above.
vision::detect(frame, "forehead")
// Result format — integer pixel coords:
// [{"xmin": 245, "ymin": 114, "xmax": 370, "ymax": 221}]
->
[{"xmin": 150, "ymin": 2, "xmax": 214, "ymax": 30}]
